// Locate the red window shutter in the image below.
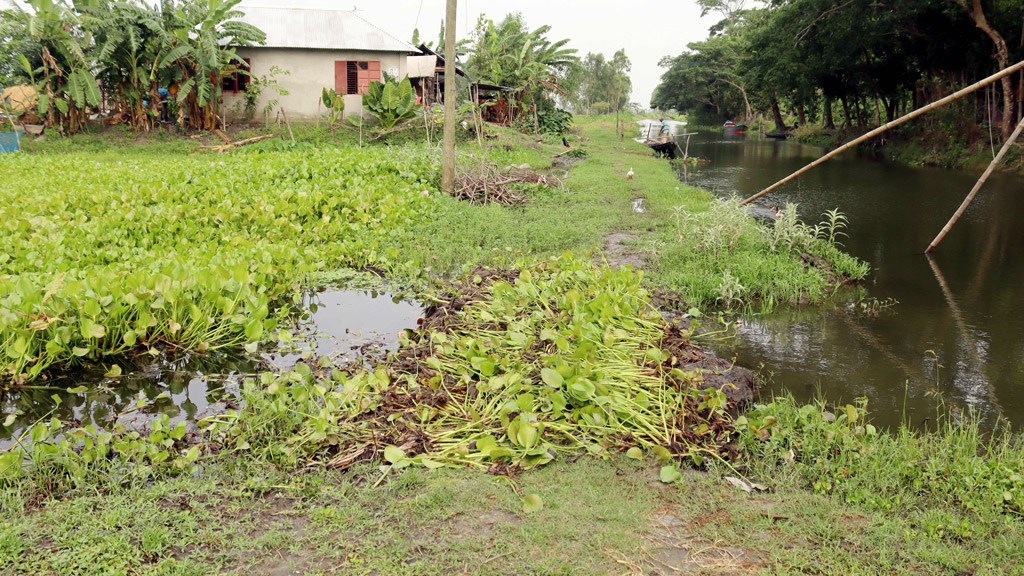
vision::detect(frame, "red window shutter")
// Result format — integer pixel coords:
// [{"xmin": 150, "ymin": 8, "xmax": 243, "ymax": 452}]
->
[
  {"xmin": 239, "ymin": 58, "xmax": 251, "ymax": 93},
  {"xmin": 369, "ymin": 61, "xmax": 381, "ymax": 83},
  {"xmin": 336, "ymin": 60, "xmax": 348, "ymax": 94}
]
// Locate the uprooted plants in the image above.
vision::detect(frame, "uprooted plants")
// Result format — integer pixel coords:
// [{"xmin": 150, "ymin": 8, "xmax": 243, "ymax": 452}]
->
[
  {"xmin": 208, "ymin": 255, "xmax": 750, "ymax": 475},
  {"xmin": 0, "ymin": 255, "xmax": 754, "ymax": 491}
]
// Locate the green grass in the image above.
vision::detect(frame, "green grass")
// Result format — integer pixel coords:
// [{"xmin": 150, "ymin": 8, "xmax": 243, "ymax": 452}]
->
[{"xmin": 3, "ymin": 453, "xmax": 1021, "ymax": 575}]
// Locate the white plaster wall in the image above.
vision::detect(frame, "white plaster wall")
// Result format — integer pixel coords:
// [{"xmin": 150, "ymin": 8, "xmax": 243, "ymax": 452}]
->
[{"xmin": 223, "ymin": 48, "xmax": 407, "ymax": 120}]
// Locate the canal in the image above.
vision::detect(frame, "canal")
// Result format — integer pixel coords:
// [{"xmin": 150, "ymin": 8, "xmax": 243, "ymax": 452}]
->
[{"xmin": 682, "ymin": 132, "xmax": 1024, "ymax": 429}]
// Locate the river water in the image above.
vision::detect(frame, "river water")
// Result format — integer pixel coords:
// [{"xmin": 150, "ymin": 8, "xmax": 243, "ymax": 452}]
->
[{"xmin": 680, "ymin": 132, "xmax": 1024, "ymax": 430}]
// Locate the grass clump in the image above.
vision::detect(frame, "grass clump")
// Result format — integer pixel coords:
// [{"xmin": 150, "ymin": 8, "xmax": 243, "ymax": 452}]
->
[
  {"xmin": 653, "ymin": 197, "xmax": 869, "ymax": 308},
  {"xmin": 736, "ymin": 396, "xmax": 1024, "ymax": 540}
]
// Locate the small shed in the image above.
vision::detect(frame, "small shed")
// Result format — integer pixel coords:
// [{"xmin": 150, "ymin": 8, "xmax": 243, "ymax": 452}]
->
[
  {"xmin": 224, "ymin": 7, "xmax": 416, "ymax": 120},
  {"xmin": 407, "ymin": 44, "xmax": 467, "ymax": 107}
]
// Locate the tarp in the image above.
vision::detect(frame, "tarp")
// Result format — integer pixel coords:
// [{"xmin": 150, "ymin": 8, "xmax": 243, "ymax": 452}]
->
[
  {"xmin": 1, "ymin": 86, "xmax": 37, "ymax": 114},
  {"xmin": 0, "ymin": 131, "xmax": 23, "ymax": 154},
  {"xmin": 407, "ymin": 55, "xmax": 437, "ymax": 78}
]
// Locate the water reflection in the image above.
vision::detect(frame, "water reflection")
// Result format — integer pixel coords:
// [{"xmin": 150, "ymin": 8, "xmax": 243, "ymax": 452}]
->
[
  {"xmin": 681, "ymin": 133, "xmax": 1024, "ymax": 429},
  {"xmin": 1, "ymin": 288, "xmax": 423, "ymax": 446}
]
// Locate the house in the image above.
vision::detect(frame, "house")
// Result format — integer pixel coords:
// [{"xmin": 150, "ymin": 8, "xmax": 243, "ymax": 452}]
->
[{"xmin": 224, "ymin": 6, "xmax": 417, "ymax": 120}]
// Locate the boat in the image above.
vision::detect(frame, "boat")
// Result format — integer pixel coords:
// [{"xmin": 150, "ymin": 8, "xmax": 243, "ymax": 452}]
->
[
  {"xmin": 723, "ymin": 120, "xmax": 747, "ymax": 132},
  {"xmin": 764, "ymin": 131, "xmax": 789, "ymax": 140}
]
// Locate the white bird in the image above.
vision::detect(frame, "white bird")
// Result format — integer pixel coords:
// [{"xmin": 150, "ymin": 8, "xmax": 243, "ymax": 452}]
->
[{"xmin": 626, "ymin": 167, "xmax": 634, "ymax": 180}]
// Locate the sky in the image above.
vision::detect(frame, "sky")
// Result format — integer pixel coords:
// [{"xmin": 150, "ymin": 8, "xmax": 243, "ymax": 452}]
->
[{"xmin": 238, "ymin": 0, "xmax": 716, "ymax": 107}]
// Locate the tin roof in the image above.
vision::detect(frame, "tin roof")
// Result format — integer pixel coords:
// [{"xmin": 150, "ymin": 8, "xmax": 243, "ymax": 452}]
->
[{"xmin": 235, "ymin": 6, "xmax": 415, "ymax": 53}]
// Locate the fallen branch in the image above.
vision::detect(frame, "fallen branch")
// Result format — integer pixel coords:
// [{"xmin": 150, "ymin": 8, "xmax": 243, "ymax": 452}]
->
[{"xmin": 198, "ymin": 134, "xmax": 273, "ymax": 153}]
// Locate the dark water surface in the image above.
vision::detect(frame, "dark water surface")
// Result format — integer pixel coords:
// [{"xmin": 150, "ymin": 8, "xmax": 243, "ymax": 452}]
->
[
  {"xmin": 680, "ymin": 132, "xmax": 1024, "ymax": 429},
  {"xmin": 0, "ymin": 289, "xmax": 422, "ymax": 447}
]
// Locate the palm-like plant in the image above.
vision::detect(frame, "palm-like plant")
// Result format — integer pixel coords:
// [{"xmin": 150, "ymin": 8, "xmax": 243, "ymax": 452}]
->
[
  {"xmin": 468, "ymin": 14, "xmax": 577, "ymax": 132},
  {"xmin": 16, "ymin": 0, "xmax": 99, "ymax": 134}
]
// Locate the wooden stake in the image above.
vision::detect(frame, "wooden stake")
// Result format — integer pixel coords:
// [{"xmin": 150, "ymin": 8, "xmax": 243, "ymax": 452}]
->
[
  {"xmin": 925, "ymin": 113, "xmax": 1024, "ymax": 253},
  {"xmin": 441, "ymin": 0, "xmax": 457, "ymax": 195},
  {"xmin": 281, "ymin": 107, "xmax": 295, "ymax": 142},
  {"xmin": 740, "ymin": 59, "xmax": 1024, "ymax": 206}
]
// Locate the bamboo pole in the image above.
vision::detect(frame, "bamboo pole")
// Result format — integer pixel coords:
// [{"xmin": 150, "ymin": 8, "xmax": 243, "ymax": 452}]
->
[
  {"xmin": 740, "ymin": 59, "xmax": 1024, "ymax": 206},
  {"xmin": 925, "ymin": 113, "xmax": 1024, "ymax": 253}
]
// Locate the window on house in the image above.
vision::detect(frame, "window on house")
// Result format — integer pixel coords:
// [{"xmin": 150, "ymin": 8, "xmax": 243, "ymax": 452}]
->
[
  {"xmin": 335, "ymin": 60, "xmax": 380, "ymax": 95},
  {"xmin": 222, "ymin": 59, "xmax": 251, "ymax": 94}
]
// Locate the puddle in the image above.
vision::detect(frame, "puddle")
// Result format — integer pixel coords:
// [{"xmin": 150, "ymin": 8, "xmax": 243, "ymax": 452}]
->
[
  {"xmin": 632, "ymin": 198, "xmax": 648, "ymax": 213},
  {"xmin": 0, "ymin": 288, "xmax": 424, "ymax": 447},
  {"xmin": 267, "ymin": 289, "xmax": 424, "ymax": 370}
]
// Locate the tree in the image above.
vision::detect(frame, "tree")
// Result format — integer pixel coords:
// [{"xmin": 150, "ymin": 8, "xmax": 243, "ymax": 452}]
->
[
  {"xmin": 574, "ymin": 50, "xmax": 631, "ymax": 115},
  {"xmin": 467, "ymin": 13, "xmax": 577, "ymax": 131},
  {"xmin": 954, "ymin": 0, "xmax": 1016, "ymax": 140}
]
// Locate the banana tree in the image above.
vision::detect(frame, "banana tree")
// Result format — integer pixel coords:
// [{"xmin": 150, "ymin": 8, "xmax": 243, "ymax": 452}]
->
[
  {"xmin": 165, "ymin": 0, "xmax": 264, "ymax": 130},
  {"xmin": 17, "ymin": 0, "xmax": 100, "ymax": 134}
]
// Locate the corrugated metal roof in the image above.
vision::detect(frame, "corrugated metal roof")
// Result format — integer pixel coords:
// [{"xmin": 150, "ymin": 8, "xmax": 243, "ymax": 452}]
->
[{"xmin": 235, "ymin": 6, "xmax": 415, "ymax": 53}]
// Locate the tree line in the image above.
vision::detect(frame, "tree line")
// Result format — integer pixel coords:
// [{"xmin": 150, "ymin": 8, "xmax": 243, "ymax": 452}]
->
[{"xmin": 653, "ymin": 0, "xmax": 1024, "ymax": 141}]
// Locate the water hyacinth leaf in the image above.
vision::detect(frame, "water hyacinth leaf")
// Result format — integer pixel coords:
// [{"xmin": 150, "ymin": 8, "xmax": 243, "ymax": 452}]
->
[
  {"xmin": 626, "ymin": 447, "xmax": 643, "ymax": 460},
  {"xmin": 541, "ymin": 368, "xmax": 563, "ymax": 387},
  {"xmin": 660, "ymin": 465, "xmax": 683, "ymax": 484},
  {"xmin": 104, "ymin": 364, "xmax": 122, "ymax": 378},
  {"xmin": 523, "ymin": 493, "xmax": 544, "ymax": 513},
  {"xmin": 383, "ymin": 445, "xmax": 406, "ymax": 464},
  {"xmin": 652, "ymin": 446, "xmax": 672, "ymax": 462},
  {"xmin": 2, "ymin": 413, "xmax": 17, "ymax": 427}
]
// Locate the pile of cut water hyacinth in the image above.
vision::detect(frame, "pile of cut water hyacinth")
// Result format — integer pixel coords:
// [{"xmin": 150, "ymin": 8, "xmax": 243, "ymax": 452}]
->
[{"xmin": 209, "ymin": 254, "xmax": 740, "ymax": 473}]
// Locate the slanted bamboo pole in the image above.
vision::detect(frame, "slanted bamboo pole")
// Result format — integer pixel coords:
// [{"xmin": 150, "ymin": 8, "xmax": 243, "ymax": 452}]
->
[
  {"xmin": 281, "ymin": 107, "xmax": 295, "ymax": 142},
  {"xmin": 740, "ymin": 59, "xmax": 1024, "ymax": 206},
  {"xmin": 925, "ymin": 113, "xmax": 1024, "ymax": 253}
]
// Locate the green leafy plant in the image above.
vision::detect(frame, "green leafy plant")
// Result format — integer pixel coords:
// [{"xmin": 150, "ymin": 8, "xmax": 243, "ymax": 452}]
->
[
  {"xmin": 321, "ymin": 87, "xmax": 344, "ymax": 129},
  {"xmin": 361, "ymin": 75, "xmax": 421, "ymax": 130}
]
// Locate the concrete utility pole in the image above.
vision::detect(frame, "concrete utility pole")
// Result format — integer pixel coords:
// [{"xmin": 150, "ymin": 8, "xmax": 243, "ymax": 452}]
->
[{"xmin": 441, "ymin": 0, "xmax": 457, "ymax": 195}]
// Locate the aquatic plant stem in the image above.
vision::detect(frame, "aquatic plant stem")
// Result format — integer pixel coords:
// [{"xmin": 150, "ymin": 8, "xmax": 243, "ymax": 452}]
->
[
  {"xmin": 740, "ymin": 59, "xmax": 1024, "ymax": 206},
  {"xmin": 925, "ymin": 113, "xmax": 1024, "ymax": 253}
]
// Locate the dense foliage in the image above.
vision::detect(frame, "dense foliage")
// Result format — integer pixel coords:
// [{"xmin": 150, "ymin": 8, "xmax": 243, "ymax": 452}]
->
[
  {"xmin": 653, "ymin": 0, "xmax": 1024, "ymax": 136},
  {"xmin": 0, "ymin": 0, "xmax": 264, "ymax": 134},
  {"xmin": 0, "ymin": 147, "xmax": 435, "ymax": 383}
]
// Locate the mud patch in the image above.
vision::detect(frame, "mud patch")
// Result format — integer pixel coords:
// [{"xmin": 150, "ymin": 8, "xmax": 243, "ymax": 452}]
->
[
  {"xmin": 646, "ymin": 507, "xmax": 766, "ymax": 575},
  {"xmin": 602, "ymin": 232, "xmax": 646, "ymax": 269},
  {"xmin": 451, "ymin": 509, "xmax": 521, "ymax": 540}
]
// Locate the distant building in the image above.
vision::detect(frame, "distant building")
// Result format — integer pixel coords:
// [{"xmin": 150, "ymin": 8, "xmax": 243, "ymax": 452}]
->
[{"xmin": 224, "ymin": 6, "xmax": 417, "ymax": 120}]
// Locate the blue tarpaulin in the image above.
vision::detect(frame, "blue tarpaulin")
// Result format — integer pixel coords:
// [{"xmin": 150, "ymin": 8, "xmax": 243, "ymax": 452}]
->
[{"xmin": 0, "ymin": 131, "xmax": 23, "ymax": 154}]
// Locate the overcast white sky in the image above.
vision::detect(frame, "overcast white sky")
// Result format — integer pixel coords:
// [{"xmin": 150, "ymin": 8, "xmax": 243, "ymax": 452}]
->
[{"xmin": 240, "ymin": 0, "xmax": 715, "ymax": 107}]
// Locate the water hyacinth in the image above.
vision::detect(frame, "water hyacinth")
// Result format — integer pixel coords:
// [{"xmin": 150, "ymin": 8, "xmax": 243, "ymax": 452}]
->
[{"xmin": 0, "ymin": 147, "xmax": 439, "ymax": 383}]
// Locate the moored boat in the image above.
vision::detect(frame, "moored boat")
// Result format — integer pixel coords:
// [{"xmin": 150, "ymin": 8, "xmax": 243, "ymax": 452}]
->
[{"xmin": 723, "ymin": 120, "xmax": 747, "ymax": 132}]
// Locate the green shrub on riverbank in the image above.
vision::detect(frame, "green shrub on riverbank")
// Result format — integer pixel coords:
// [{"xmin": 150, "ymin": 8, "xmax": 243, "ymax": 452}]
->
[{"xmin": 738, "ymin": 397, "xmax": 1024, "ymax": 534}]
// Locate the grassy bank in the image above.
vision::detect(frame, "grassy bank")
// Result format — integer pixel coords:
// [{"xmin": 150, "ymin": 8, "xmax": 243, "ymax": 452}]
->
[{"xmin": 3, "ymin": 117, "xmax": 1020, "ymax": 575}]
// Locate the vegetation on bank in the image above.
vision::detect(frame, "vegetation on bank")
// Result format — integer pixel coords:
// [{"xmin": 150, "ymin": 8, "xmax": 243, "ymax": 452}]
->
[
  {"xmin": 654, "ymin": 0, "xmax": 1023, "ymax": 167},
  {"xmin": 0, "ymin": 115, "xmax": 868, "ymax": 385},
  {"xmin": 1, "ymin": 117, "xmax": 1020, "ymax": 575}
]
